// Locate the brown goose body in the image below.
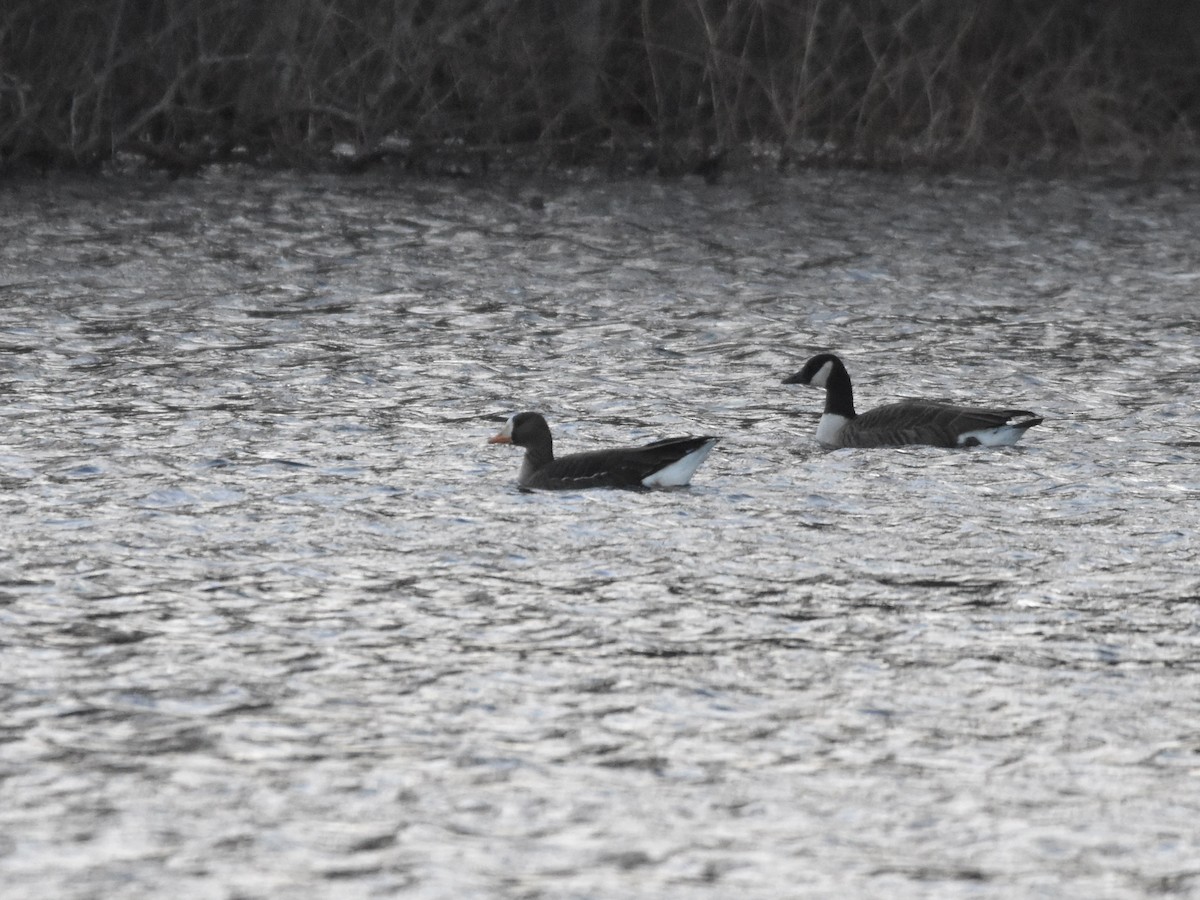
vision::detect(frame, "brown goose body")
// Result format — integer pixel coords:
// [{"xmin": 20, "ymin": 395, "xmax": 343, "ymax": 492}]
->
[
  {"xmin": 489, "ymin": 412, "xmax": 719, "ymax": 489},
  {"xmin": 783, "ymin": 353, "xmax": 1042, "ymax": 449}
]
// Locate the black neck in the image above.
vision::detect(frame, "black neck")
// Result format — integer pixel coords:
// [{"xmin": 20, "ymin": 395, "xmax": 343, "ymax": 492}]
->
[
  {"xmin": 518, "ymin": 417, "xmax": 555, "ymax": 470},
  {"xmin": 523, "ymin": 440, "xmax": 553, "ymax": 470},
  {"xmin": 824, "ymin": 363, "xmax": 856, "ymax": 419}
]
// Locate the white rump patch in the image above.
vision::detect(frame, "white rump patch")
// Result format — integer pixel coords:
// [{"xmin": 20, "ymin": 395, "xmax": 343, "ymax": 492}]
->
[
  {"xmin": 956, "ymin": 425, "xmax": 1026, "ymax": 447},
  {"xmin": 815, "ymin": 413, "xmax": 849, "ymax": 448},
  {"xmin": 641, "ymin": 441, "xmax": 717, "ymax": 487},
  {"xmin": 809, "ymin": 360, "xmax": 835, "ymax": 388}
]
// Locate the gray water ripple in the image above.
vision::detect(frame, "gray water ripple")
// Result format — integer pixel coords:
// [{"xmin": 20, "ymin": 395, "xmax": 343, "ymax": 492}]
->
[{"xmin": 1, "ymin": 170, "xmax": 1199, "ymax": 898}]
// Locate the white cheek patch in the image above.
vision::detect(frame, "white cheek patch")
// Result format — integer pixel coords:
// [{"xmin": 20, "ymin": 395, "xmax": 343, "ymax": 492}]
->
[{"xmin": 809, "ymin": 360, "xmax": 834, "ymax": 388}]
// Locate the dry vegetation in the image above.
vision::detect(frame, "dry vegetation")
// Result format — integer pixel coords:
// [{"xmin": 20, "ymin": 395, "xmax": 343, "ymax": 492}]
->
[{"xmin": 2, "ymin": 0, "xmax": 1198, "ymax": 175}]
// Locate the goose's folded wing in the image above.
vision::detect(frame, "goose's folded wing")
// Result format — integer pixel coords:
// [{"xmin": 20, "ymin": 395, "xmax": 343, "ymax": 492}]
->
[
  {"xmin": 846, "ymin": 402, "xmax": 1040, "ymax": 448},
  {"xmin": 526, "ymin": 437, "xmax": 718, "ymax": 489}
]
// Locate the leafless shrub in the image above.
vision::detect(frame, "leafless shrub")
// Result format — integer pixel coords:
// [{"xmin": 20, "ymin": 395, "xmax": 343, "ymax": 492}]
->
[{"xmin": 1, "ymin": 0, "xmax": 1197, "ymax": 174}]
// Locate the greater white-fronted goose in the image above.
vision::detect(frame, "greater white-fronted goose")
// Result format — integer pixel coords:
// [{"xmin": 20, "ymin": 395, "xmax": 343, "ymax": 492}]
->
[
  {"xmin": 488, "ymin": 412, "xmax": 719, "ymax": 489},
  {"xmin": 783, "ymin": 353, "xmax": 1043, "ymax": 449}
]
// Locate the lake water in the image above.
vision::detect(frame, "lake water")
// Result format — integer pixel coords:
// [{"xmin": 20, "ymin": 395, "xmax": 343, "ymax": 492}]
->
[{"xmin": 1, "ymin": 167, "xmax": 1198, "ymax": 899}]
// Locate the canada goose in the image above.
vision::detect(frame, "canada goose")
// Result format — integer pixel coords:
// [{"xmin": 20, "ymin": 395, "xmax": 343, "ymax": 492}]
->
[
  {"xmin": 488, "ymin": 412, "xmax": 719, "ymax": 489},
  {"xmin": 782, "ymin": 353, "xmax": 1042, "ymax": 449}
]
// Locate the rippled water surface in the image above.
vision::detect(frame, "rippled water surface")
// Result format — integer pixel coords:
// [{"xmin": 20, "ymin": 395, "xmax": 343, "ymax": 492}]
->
[{"xmin": 2, "ymin": 168, "xmax": 1199, "ymax": 899}]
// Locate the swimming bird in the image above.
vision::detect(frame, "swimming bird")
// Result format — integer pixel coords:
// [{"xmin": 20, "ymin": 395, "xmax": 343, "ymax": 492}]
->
[
  {"xmin": 782, "ymin": 353, "xmax": 1043, "ymax": 449},
  {"xmin": 488, "ymin": 411, "xmax": 719, "ymax": 489}
]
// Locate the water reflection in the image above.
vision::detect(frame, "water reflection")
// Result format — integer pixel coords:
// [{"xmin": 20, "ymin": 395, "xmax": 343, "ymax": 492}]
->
[{"xmin": 1, "ymin": 169, "xmax": 1198, "ymax": 898}]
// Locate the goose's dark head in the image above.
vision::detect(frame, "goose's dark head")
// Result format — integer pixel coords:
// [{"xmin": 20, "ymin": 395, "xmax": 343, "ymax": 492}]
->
[
  {"xmin": 783, "ymin": 353, "xmax": 845, "ymax": 388},
  {"xmin": 488, "ymin": 411, "xmax": 552, "ymax": 449}
]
